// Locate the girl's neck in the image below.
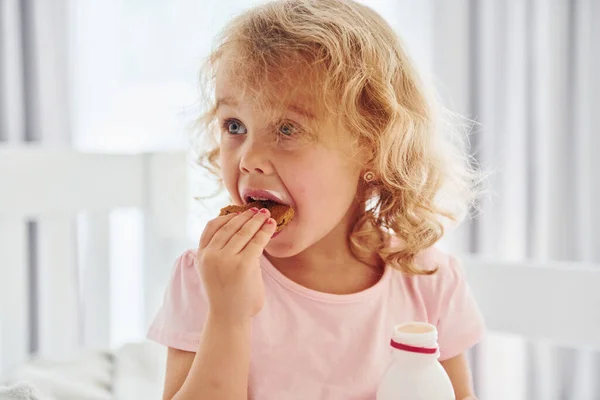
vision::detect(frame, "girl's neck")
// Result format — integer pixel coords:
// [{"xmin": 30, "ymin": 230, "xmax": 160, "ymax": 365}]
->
[
  {"xmin": 265, "ymin": 207, "xmax": 384, "ymax": 295},
  {"xmin": 266, "ymin": 256, "xmax": 383, "ymax": 295}
]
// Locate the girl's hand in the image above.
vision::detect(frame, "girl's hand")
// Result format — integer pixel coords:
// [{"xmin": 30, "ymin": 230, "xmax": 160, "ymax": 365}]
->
[{"xmin": 196, "ymin": 207, "xmax": 276, "ymax": 324}]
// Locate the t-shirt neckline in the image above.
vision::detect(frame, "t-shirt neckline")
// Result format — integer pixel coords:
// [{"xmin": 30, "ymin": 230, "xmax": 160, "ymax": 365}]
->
[{"xmin": 259, "ymin": 254, "xmax": 391, "ymax": 304}]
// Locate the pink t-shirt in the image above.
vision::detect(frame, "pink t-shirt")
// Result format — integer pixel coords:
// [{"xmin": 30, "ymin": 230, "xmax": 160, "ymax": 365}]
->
[{"xmin": 147, "ymin": 246, "xmax": 485, "ymax": 400}]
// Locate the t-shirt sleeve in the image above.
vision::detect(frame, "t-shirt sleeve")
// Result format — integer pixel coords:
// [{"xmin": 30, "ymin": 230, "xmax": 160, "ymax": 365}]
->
[
  {"xmin": 421, "ymin": 251, "xmax": 486, "ymax": 361},
  {"xmin": 146, "ymin": 249, "xmax": 207, "ymax": 352}
]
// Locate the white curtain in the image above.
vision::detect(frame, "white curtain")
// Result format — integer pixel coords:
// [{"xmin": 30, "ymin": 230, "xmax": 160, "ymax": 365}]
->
[
  {"xmin": 0, "ymin": 0, "xmax": 71, "ymax": 145},
  {"xmin": 433, "ymin": 0, "xmax": 600, "ymax": 398},
  {"xmin": 0, "ymin": 0, "xmax": 71, "ymax": 371},
  {"xmin": 3, "ymin": 0, "xmax": 598, "ymax": 395}
]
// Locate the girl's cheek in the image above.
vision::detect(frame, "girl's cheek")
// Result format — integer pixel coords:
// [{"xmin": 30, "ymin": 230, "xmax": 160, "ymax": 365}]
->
[
  {"xmin": 286, "ymin": 172, "xmax": 310, "ymax": 201},
  {"xmin": 220, "ymin": 149, "xmax": 238, "ymax": 174},
  {"xmin": 220, "ymin": 163, "xmax": 239, "ymax": 198}
]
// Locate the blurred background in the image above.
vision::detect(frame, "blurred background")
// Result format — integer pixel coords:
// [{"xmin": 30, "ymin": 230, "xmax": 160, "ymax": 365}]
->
[{"xmin": 0, "ymin": 0, "xmax": 598, "ymax": 399}]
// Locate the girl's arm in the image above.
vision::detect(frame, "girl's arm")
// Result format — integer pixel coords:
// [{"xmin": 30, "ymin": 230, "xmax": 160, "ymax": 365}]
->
[
  {"xmin": 164, "ymin": 316, "xmax": 252, "ymax": 400},
  {"xmin": 440, "ymin": 353, "xmax": 477, "ymax": 400},
  {"xmin": 162, "ymin": 348, "xmax": 194, "ymax": 399},
  {"xmin": 162, "ymin": 209, "xmax": 275, "ymax": 400}
]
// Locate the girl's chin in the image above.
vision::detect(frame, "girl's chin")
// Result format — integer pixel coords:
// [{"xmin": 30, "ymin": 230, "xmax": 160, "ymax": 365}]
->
[{"xmin": 264, "ymin": 230, "xmax": 305, "ymax": 258}]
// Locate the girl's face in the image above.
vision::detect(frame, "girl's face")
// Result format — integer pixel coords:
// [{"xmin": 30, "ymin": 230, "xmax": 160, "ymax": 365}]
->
[{"xmin": 215, "ymin": 65, "xmax": 366, "ymax": 258}]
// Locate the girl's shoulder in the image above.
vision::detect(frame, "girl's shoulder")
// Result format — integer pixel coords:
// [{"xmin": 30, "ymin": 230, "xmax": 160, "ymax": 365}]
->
[
  {"xmin": 147, "ymin": 249, "xmax": 207, "ymax": 351},
  {"xmin": 386, "ymin": 240, "xmax": 465, "ymax": 280},
  {"xmin": 394, "ymin": 247, "xmax": 486, "ymax": 360},
  {"xmin": 389, "ymin": 245, "xmax": 472, "ymax": 303},
  {"xmin": 174, "ymin": 248, "xmax": 198, "ymax": 271},
  {"xmin": 414, "ymin": 246, "xmax": 463, "ymax": 280},
  {"xmin": 386, "ymin": 235, "xmax": 463, "ymax": 281},
  {"xmin": 167, "ymin": 249, "xmax": 203, "ymax": 292}
]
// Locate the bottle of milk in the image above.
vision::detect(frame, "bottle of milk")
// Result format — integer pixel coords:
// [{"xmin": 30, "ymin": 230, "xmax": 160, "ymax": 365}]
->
[{"xmin": 377, "ymin": 322, "xmax": 455, "ymax": 400}]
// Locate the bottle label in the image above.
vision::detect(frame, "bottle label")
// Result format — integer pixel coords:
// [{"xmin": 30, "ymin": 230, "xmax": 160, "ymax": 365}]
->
[{"xmin": 389, "ymin": 339, "xmax": 438, "ymax": 354}]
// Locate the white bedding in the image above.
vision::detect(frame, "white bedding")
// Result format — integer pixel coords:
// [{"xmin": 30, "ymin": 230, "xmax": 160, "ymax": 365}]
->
[{"xmin": 3, "ymin": 341, "xmax": 166, "ymax": 400}]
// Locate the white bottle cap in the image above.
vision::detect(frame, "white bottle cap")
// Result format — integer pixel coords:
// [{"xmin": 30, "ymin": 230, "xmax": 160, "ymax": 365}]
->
[{"xmin": 390, "ymin": 322, "xmax": 439, "ymax": 356}]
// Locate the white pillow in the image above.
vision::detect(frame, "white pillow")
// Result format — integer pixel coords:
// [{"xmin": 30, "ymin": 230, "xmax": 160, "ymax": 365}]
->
[{"xmin": 4, "ymin": 341, "xmax": 167, "ymax": 400}]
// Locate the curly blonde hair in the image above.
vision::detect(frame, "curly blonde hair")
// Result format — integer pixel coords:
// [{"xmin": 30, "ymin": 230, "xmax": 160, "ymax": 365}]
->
[{"xmin": 194, "ymin": 0, "xmax": 480, "ymax": 275}]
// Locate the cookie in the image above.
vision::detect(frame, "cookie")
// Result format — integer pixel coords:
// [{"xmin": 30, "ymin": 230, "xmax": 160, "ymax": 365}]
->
[{"xmin": 219, "ymin": 200, "xmax": 295, "ymax": 232}]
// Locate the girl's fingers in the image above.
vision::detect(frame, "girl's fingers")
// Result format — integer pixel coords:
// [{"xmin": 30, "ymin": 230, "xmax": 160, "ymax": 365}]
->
[
  {"xmin": 224, "ymin": 208, "xmax": 272, "ymax": 253},
  {"xmin": 199, "ymin": 213, "xmax": 237, "ymax": 249},
  {"xmin": 208, "ymin": 208, "xmax": 258, "ymax": 249},
  {"xmin": 241, "ymin": 218, "xmax": 277, "ymax": 259}
]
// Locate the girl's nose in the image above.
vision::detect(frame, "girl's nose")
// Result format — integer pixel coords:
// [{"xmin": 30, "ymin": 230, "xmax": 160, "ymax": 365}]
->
[{"xmin": 239, "ymin": 139, "xmax": 272, "ymax": 175}]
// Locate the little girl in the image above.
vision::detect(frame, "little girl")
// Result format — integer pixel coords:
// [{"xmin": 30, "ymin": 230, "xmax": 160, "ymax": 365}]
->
[{"xmin": 148, "ymin": 0, "xmax": 485, "ymax": 399}]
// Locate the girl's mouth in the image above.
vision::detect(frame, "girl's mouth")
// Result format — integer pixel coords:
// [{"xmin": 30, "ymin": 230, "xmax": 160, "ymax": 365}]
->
[{"xmin": 242, "ymin": 199, "xmax": 294, "ymax": 233}]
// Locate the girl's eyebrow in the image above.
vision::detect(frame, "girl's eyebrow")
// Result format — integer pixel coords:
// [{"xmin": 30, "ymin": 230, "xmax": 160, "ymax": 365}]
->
[
  {"xmin": 215, "ymin": 96, "xmax": 316, "ymax": 121},
  {"xmin": 215, "ymin": 96, "xmax": 237, "ymax": 111},
  {"xmin": 287, "ymin": 105, "xmax": 316, "ymax": 120}
]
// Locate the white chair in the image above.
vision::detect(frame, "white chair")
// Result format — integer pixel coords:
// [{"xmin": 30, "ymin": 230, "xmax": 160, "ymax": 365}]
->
[
  {"xmin": 0, "ymin": 146, "xmax": 191, "ymax": 376},
  {"xmin": 463, "ymin": 256, "xmax": 600, "ymax": 350}
]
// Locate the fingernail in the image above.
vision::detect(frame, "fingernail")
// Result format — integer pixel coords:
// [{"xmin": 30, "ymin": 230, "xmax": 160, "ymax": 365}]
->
[
  {"xmin": 259, "ymin": 208, "xmax": 269, "ymax": 214},
  {"xmin": 250, "ymin": 207, "xmax": 259, "ymax": 213},
  {"xmin": 266, "ymin": 218, "xmax": 275, "ymax": 224},
  {"xmin": 235, "ymin": 212, "xmax": 241, "ymax": 215}
]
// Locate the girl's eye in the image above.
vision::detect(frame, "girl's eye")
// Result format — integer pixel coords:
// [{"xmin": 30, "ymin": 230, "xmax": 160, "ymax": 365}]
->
[
  {"xmin": 279, "ymin": 122, "xmax": 296, "ymax": 137},
  {"xmin": 224, "ymin": 119, "xmax": 247, "ymax": 135}
]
